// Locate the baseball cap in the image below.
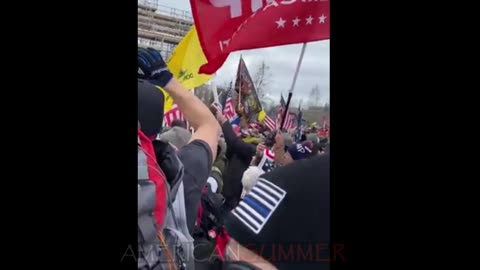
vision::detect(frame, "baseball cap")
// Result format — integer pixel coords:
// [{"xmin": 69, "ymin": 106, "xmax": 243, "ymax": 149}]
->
[
  {"xmin": 138, "ymin": 79, "xmax": 164, "ymax": 137},
  {"xmin": 224, "ymin": 155, "xmax": 330, "ymax": 270},
  {"xmin": 287, "ymin": 142, "xmax": 313, "ymax": 161}
]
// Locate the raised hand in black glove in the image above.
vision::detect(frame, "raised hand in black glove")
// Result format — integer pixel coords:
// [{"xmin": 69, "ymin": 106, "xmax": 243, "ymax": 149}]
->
[{"xmin": 137, "ymin": 47, "xmax": 173, "ymax": 88}]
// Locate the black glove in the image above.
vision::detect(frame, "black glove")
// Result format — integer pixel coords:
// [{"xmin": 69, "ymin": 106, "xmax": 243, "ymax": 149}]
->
[{"xmin": 137, "ymin": 47, "xmax": 173, "ymax": 88}]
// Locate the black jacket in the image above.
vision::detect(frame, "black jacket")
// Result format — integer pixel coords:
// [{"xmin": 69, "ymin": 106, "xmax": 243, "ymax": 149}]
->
[{"xmin": 221, "ymin": 121, "xmax": 256, "ymax": 209}]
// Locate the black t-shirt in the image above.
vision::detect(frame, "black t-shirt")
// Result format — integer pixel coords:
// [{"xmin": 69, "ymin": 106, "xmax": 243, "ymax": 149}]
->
[
  {"xmin": 224, "ymin": 155, "xmax": 330, "ymax": 270},
  {"xmin": 177, "ymin": 139, "xmax": 213, "ymax": 233}
]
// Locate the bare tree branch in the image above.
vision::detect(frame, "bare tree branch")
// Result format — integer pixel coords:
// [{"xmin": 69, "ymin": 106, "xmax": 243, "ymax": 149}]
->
[
  {"xmin": 252, "ymin": 61, "xmax": 272, "ymax": 99},
  {"xmin": 308, "ymin": 85, "xmax": 322, "ymax": 108}
]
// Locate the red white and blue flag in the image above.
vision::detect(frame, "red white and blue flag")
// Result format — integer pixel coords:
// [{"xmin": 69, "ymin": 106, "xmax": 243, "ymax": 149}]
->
[
  {"xmin": 277, "ymin": 107, "xmax": 295, "ymax": 131},
  {"xmin": 283, "ymin": 112, "xmax": 296, "ymax": 131},
  {"xmin": 263, "ymin": 96, "xmax": 296, "ymax": 131},
  {"xmin": 163, "ymin": 104, "xmax": 191, "ymax": 130},
  {"xmin": 164, "ymin": 104, "xmax": 185, "ymax": 126},
  {"xmin": 258, "ymin": 148, "xmax": 276, "ymax": 173},
  {"xmin": 263, "ymin": 110, "xmax": 295, "ymax": 131},
  {"xmin": 263, "ymin": 114, "xmax": 276, "ymax": 131},
  {"xmin": 223, "ymin": 89, "xmax": 241, "ymax": 127}
]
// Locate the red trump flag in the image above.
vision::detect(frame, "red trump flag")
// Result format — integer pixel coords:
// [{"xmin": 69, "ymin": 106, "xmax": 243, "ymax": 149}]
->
[{"xmin": 190, "ymin": 0, "xmax": 330, "ymax": 74}]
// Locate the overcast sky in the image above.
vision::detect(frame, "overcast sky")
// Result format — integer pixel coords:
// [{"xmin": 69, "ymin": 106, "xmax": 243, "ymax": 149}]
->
[{"xmin": 155, "ymin": 0, "xmax": 329, "ymax": 106}]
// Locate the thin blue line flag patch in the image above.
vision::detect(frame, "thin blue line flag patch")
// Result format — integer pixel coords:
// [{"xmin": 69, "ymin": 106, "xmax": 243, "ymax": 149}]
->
[{"xmin": 232, "ymin": 178, "xmax": 286, "ymax": 234}]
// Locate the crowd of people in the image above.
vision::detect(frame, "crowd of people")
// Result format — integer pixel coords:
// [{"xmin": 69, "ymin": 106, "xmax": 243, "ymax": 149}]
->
[{"xmin": 137, "ymin": 47, "xmax": 330, "ymax": 270}]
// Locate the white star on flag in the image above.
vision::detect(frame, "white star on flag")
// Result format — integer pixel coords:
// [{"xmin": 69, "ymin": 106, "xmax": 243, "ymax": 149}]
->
[
  {"xmin": 306, "ymin": 15, "xmax": 313, "ymax": 25},
  {"xmin": 292, "ymin": 17, "xmax": 300, "ymax": 27},
  {"xmin": 319, "ymin": 14, "xmax": 327, "ymax": 23},
  {"xmin": 275, "ymin": 17, "xmax": 286, "ymax": 28}
]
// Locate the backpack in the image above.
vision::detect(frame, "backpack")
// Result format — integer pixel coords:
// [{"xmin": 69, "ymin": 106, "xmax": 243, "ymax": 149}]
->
[
  {"xmin": 192, "ymin": 184, "xmax": 228, "ymax": 266},
  {"xmin": 138, "ymin": 129, "xmax": 195, "ymax": 270}
]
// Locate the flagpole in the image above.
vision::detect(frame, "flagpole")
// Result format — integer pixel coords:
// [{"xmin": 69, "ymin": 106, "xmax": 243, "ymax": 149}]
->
[
  {"xmin": 238, "ymin": 55, "xmax": 242, "ymax": 111},
  {"xmin": 211, "ymin": 75, "xmax": 220, "ymax": 105},
  {"xmin": 212, "ymin": 83, "xmax": 219, "ymax": 104},
  {"xmin": 280, "ymin": 42, "xmax": 307, "ymax": 131},
  {"xmin": 188, "ymin": 88, "xmax": 194, "ymax": 132}
]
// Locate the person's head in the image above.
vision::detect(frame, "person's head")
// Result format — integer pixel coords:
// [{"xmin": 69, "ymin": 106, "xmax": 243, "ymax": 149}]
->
[
  {"xmin": 319, "ymin": 137, "xmax": 329, "ymax": 146},
  {"xmin": 138, "ymin": 79, "xmax": 164, "ymax": 138},
  {"xmin": 318, "ymin": 137, "xmax": 329, "ymax": 155},
  {"xmin": 264, "ymin": 131, "xmax": 276, "ymax": 148},
  {"xmin": 171, "ymin": 119, "xmax": 187, "ymax": 129},
  {"xmin": 157, "ymin": 126, "xmax": 192, "ymax": 150},
  {"xmin": 301, "ymin": 133, "xmax": 307, "ymax": 142},
  {"xmin": 224, "ymin": 155, "xmax": 330, "ymax": 270},
  {"xmin": 306, "ymin": 133, "xmax": 320, "ymax": 145}
]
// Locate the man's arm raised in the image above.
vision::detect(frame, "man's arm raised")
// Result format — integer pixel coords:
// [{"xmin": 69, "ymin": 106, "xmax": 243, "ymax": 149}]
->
[{"xmin": 163, "ymin": 79, "xmax": 220, "ymax": 162}]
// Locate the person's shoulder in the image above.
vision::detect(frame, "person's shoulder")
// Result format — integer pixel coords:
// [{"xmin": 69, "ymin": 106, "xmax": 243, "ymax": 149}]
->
[
  {"xmin": 177, "ymin": 139, "xmax": 213, "ymax": 169},
  {"xmin": 275, "ymin": 154, "xmax": 328, "ymax": 171},
  {"xmin": 263, "ymin": 155, "xmax": 329, "ymax": 190},
  {"xmin": 224, "ymin": 155, "xmax": 330, "ymax": 248}
]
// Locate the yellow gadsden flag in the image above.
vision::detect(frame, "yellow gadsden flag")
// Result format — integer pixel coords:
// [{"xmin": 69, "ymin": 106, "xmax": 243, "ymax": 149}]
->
[
  {"xmin": 159, "ymin": 26, "xmax": 212, "ymax": 112},
  {"xmin": 257, "ymin": 110, "xmax": 267, "ymax": 122}
]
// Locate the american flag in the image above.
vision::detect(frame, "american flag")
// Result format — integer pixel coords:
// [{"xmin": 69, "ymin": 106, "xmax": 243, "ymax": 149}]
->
[
  {"xmin": 263, "ymin": 114, "xmax": 276, "ymax": 131},
  {"xmin": 164, "ymin": 104, "xmax": 184, "ymax": 127},
  {"xmin": 223, "ymin": 89, "xmax": 240, "ymax": 125},
  {"xmin": 263, "ymin": 94, "xmax": 295, "ymax": 131},
  {"xmin": 279, "ymin": 95, "xmax": 296, "ymax": 131},
  {"xmin": 163, "ymin": 104, "xmax": 190, "ymax": 129},
  {"xmin": 263, "ymin": 107, "xmax": 295, "ymax": 131},
  {"xmin": 258, "ymin": 148, "xmax": 276, "ymax": 173},
  {"xmin": 282, "ymin": 112, "xmax": 296, "ymax": 131},
  {"xmin": 277, "ymin": 108, "xmax": 296, "ymax": 131},
  {"xmin": 275, "ymin": 106, "xmax": 284, "ymax": 130}
]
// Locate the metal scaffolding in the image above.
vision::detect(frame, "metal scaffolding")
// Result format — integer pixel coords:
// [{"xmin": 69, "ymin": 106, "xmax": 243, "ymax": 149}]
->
[
  {"xmin": 138, "ymin": 0, "xmax": 159, "ymax": 11},
  {"xmin": 138, "ymin": 1, "xmax": 193, "ymax": 59}
]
